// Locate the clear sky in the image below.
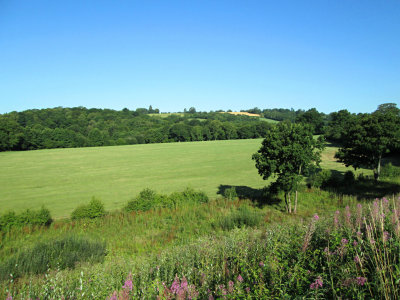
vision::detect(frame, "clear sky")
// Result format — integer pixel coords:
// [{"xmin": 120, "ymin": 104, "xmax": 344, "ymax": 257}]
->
[{"xmin": 0, "ymin": 0, "xmax": 399, "ymax": 114}]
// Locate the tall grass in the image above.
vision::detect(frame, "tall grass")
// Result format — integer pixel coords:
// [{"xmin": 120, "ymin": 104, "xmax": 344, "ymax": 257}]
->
[{"xmin": 0, "ymin": 235, "xmax": 106, "ymax": 280}]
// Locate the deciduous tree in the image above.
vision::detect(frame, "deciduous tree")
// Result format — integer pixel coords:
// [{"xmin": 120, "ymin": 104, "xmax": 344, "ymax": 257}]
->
[
  {"xmin": 252, "ymin": 122, "xmax": 325, "ymax": 213},
  {"xmin": 335, "ymin": 107, "xmax": 400, "ymax": 181}
]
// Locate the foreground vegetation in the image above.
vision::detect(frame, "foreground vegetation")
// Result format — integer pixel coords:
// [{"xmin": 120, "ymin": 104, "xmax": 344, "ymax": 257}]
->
[{"xmin": 1, "ymin": 189, "xmax": 400, "ymax": 299}]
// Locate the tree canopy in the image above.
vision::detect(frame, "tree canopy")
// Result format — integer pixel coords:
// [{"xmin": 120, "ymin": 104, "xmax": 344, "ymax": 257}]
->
[
  {"xmin": 335, "ymin": 106, "xmax": 400, "ymax": 181},
  {"xmin": 252, "ymin": 122, "xmax": 325, "ymax": 213}
]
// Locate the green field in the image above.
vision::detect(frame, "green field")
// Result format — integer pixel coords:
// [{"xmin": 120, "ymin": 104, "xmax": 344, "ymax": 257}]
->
[{"xmin": 0, "ymin": 139, "xmax": 354, "ymax": 219}]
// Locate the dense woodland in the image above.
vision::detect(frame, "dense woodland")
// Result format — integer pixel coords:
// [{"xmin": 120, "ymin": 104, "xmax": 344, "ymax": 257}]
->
[{"xmin": 0, "ymin": 103, "xmax": 399, "ymax": 152}]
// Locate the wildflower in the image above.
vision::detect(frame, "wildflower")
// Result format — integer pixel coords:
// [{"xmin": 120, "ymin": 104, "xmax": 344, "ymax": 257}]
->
[
  {"xmin": 345, "ymin": 206, "xmax": 351, "ymax": 223},
  {"xmin": 310, "ymin": 276, "xmax": 323, "ymax": 290},
  {"xmin": 313, "ymin": 214, "xmax": 319, "ymax": 221},
  {"xmin": 245, "ymin": 287, "xmax": 250, "ymax": 293},
  {"xmin": 237, "ymin": 274, "xmax": 244, "ymax": 282},
  {"xmin": 259, "ymin": 261, "xmax": 265, "ymax": 267},
  {"xmin": 228, "ymin": 281, "xmax": 234, "ymax": 293},
  {"xmin": 354, "ymin": 255, "xmax": 360, "ymax": 264},
  {"xmin": 171, "ymin": 276, "xmax": 180, "ymax": 294},
  {"xmin": 353, "ymin": 240, "xmax": 358, "ymax": 246},
  {"xmin": 341, "ymin": 238, "xmax": 348, "ymax": 245},
  {"xmin": 383, "ymin": 231, "xmax": 390, "ymax": 243},
  {"xmin": 108, "ymin": 291, "xmax": 118, "ymax": 300},
  {"xmin": 122, "ymin": 280, "xmax": 133, "ymax": 291},
  {"xmin": 356, "ymin": 231, "xmax": 362, "ymax": 238},
  {"xmin": 181, "ymin": 276, "xmax": 188, "ymax": 291},
  {"xmin": 334, "ymin": 210, "xmax": 340, "ymax": 228},
  {"xmin": 356, "ymin": 277, "xmax": 367, "ymax": 286}
]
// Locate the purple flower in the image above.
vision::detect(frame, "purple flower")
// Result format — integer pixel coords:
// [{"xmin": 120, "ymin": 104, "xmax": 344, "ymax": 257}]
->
[
  {"xmin": 122, "ymin": 280, "xmax": 133, "ymax": 291},
  {"xmin": 313, "ymin": 214, "xmax": 319, "ymax": 221},
  {"xmin": 341, "ymin": 238, "xmax": 348, "ymax": 245},
  {"xmin": 171, "ymin": 276, "xmax": 180, "ymax": 294},
  {"xmin": 228, "ymin": 280, "xmax": 234, "ymax": 293},
  {"xmin": 237, "ymin": 274, "xmax": 244, "ymax": 282},
  {"xmin": 259, "ymin": 261, "xmax": 265, "ymax": 267},
  {"xmin": 354, "ymin": 255, "xmax": 360, "ymax": 264},
  {"xmin": 310, "ymin": 276, "xmax": 323, "ymax": 290},
  {"xmin": 356, "ymin": 277, "xmax": 367, "ymax": 286},
  {"xmin": 108, "ymin": 291, "xmax": 117, "ymax": 300},
  {"xmin": 353, "ymin": 240, "xmax": 358, "ymax": 246},
  {"xmin": 181, "ymin": 276, "xmax": 188, "ymax": 291},
  {"xmin": 383, "ymin": 231, "xmax": 390, "ymax": 242}
]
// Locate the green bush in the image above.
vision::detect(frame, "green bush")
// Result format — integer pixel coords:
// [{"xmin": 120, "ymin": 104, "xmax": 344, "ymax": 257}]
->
[
  {"xmin": 381, "ymin": 162, "xmax": 400, "ymax": 178},
  {"xmin": 0, "ymin": 207, "xmax": 52, "ymax": 231},
  {"xmin": 223, "ymin": 187, "xmax": 238, "ymax": 200},
  {"xmin": 125, "ymin": 188, "xmax": 209, "ymax": 213},
  {"xmin": 125, "ymin": 188, "xmax": 158, "ymax": 212},
  {"xmin": 0, "ymin": 235, "xmax": 106, "ymax": 280},
  {"xmin": 71, "ymin": 197, "xmax": 106, "ymax": 220},
  {"xmin": 307, "ymin": 169, "xmax": 332, "ymax": 188},
  {"xmin": 181, "ymin": 187, "xmax": 209, "ymax": 204},
  {"xmin": 218, "ymin": 204, "xmax": 263, "ymax": 230}
]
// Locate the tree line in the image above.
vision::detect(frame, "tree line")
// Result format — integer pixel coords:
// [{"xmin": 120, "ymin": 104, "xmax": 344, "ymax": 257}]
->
[
  {"xmin": 0, "ymin": 106, "xmax": 274, "ymax": 151},
  {"xmin": 1, "ymin": 103, "xmax": 399, "ymax": 155}
]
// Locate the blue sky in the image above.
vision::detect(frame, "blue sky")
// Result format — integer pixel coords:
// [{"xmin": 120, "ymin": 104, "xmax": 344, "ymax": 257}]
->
[{"xmin": 0, "ymin": 0, "xmax": 399, "ymax": 114}]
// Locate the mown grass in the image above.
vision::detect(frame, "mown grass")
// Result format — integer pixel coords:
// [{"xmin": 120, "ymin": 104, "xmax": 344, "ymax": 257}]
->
[{"xmin": 0, "ymin": 139, "xmax": 360, "ymax": 219}]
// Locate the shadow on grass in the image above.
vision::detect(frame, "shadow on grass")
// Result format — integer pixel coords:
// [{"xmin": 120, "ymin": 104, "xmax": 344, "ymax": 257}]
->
[
  {"xmin": 217, "ymin": 185, "xmax": 282, "ymax": 206},
  {"xmin": 320, "ymin": 171, "xmax": 400, "ymax": 200}
]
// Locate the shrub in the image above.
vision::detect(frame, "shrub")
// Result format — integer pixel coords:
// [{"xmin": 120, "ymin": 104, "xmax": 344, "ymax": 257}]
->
[
  {"xmin": 125, "ymin": 188, "xmax": 158, "ymax": 212},
  {"xmin": 181, "ymin": 187, "xmax": 209, "ymax": 204},
  {"xmin": 381, "ymin": 162, "xmax": 400, "ymax": 178},
  {"xmin": 71, "ymin": 197, "xmax": 106, "ymax": 220},
  {"xmin": 0, "ymin": 207, "xmax": 52, "ymax": 231},
  {"xmin": 0, "ymin": 235, "xmax": 106, "ymax": 280},
  {"xmin": 218, "ymin": 204, "xmax": 263, "ymax": 230},
  {"xmin": 223, "ymin": 187, "xmax": 238, "ymax": 200},
  {"xmin": 125, "ymin": 188, "xmax": 209, "ymax": 213},
  {"xmin": 307, "ymin": 169, "xmax": 332, "ymax": 188}
]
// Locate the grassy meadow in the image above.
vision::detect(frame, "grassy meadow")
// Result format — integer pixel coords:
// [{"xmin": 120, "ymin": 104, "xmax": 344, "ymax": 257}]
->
[{"xmin": 0, "ymin": 139, "xmax": 362, "ymax": 219}]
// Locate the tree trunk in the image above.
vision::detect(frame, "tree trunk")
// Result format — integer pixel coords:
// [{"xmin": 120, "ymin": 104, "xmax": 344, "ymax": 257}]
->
[
  {"xmin": 374, "ymin": 155, "xmax": 382, "ymax": 181},
  {"xmin": 284, "ymin": 193, "xmax": 289, "ymax": 213},
  {"xmin": 288, "ymin": 192, "xmax": 292, "ymax": 213},
  {"xmin": 294, "ymin": 190, "xmax": 298, "ymax": 214}
]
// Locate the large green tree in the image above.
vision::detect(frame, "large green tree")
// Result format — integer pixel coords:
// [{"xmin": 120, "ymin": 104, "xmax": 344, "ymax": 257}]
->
[
  {"xmin": 252, "ymin": 122, "xmax": 325, "ymax": 213},
  {"xmin": 335, "ymin": 106, "xmax": 400, "ymax": 181}
]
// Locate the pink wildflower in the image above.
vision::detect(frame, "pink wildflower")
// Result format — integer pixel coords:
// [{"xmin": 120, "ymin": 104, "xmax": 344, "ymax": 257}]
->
[
  {"xmin": 259, "ymin": 261, "xmax": 265, "ymax": 267},
  {"xmin": 122, "ymin": 280, "xmax": 133, "ymax": 291},
  {"xmin": 108, "ymin": 291, "xmax": 118, "ymax": 300},
  {"xmin": 228, "ymin": 280, "xmax": 234, "ymax": 293},
  {"xmin": 310, "ymin": 276, "xmax": 323, "ymax": 290},
  {"xmin": 356, "ymin": 277, "xmax": 367, "ymax": 286},
  {"xmin": 313, "ymin": 214, "xmax": 319, "ymax": 221},
  {"xmin": 237, "ymin": 274, "xmax": 244, "ymax": 282},
  {"xmin": 354, "ymin": 255, "xmax": 360, "ymax": 264},
  {"xmin": 341, "ymin": 238, "xmax": 348, "ymax": 245},
  {"xmin": 383, "ymin": 231, "xmax": 390, "ymax": 243}
]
